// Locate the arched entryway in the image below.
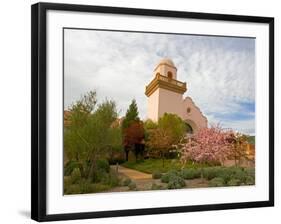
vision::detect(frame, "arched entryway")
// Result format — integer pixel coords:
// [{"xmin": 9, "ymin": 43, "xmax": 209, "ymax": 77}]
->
[
  {"xmin": 185, "ymin": 119, "xmax": 197, "ymax": 134},
  {"xmin": 185, "ymin": 123, "xmax": 193, "ymax": 134}
]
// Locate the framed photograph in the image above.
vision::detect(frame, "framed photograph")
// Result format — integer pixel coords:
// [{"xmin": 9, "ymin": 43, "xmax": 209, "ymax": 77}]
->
[{"xmin": 31, "ymin": 2, "xmax": 274, "ymax": 222}]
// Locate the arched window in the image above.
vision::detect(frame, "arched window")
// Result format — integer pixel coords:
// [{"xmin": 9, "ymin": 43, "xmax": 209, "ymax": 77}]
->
[
  {"xmin": 167, "ymin": 71, "xmax": 173, "ymax": 79},
  {"xmin": 185, "ymin": 123, "xmax": 193, "ymax": 134}
]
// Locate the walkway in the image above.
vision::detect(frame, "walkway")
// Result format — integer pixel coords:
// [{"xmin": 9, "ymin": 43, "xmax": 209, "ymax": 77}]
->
[{"xmin": 111, "ymin": 165, "xmax": 152, "ymax": 180}]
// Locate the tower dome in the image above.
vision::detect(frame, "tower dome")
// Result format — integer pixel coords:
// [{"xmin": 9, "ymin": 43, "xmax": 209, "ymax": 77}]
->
[
  {"xmin": 157, "ymin": 58, "xmax": 176, "ymax": 67},
  {"xmin": 153, "ymin": 58, "xmax": 177, "ymax": 79}
]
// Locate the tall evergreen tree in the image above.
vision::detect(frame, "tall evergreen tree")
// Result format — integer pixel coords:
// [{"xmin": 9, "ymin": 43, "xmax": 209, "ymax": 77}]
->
[
  {"xmin": 122, "ymin": 99, "xmax": 139, "ymax": 130},
  {"xmin": 121, "ymin": 99, "xmax": 143, "ymax": 161}
]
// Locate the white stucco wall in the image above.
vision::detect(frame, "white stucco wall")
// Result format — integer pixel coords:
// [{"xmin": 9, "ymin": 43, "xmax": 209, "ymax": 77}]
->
[
  {"xmin": 158, "ymin": 88, "xmax": 183, "ymax": 119},
  {"xmin": 147, "ymin": 88, "xmax": 207, "ymax": 133},
  {"xmin": 181, "ymin": 96, "xmax": 208, "ymax": 132},
  {"xmin": 147, "ymin": 88, "xmax": 160, "ymax": 122}
]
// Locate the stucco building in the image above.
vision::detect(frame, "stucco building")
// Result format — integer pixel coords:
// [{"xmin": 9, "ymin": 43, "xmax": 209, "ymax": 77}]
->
[{"xmin": 145, "ymin": 58, "xmax": 207, "ymax": 133}]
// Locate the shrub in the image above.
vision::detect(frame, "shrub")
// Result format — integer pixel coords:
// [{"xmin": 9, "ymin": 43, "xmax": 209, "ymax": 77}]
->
[
  {"xmin": 151, "ymin": 183, "xmax": 163, "ymax": 190},
  {"xmin": 232, "ymin": 169, "xmax": 248, "ymax": 183},
  {"xmin": 219, "ymin": 168, "xmax": 233, "ymax": 184},
  {"xmin": 71, "ymin": 168, "xmax": 81, "ymax": 184},
  {"xmin": 227, "ymin": 178, "xmax": 241, "ymax": 186},
  {"xmin": 161, "ymin": 170, "xmax": 179, "ymax": 183},
  {"xmin": 64, "ymin": 176, "xmax": 72, "ymax": 186},
  {"xmin": 209, "ymin": 177, "xmax": 225, "ymax": 187},
  {"xmin": 91, "ymin": 183, "xmax": 111, "ymax": 192},
  {"xmin": 123, "ymin": 178, "xmax": 132, "ymax": 186},
  {"xmin": 100, "ymin": 170, "xmax": 120, "ymax": 187},
  {"xmin": 97, "ymin": 160, "xmax": 110, "ymax": 173},
  {"xmin": 109, "ymin": 171, "xmax": 120, "ymax": 187},
  {"xmin": 128, "ymin": 182, "xmax": 137, "ymax": 190},
  {"xmin": 161, "ymin": 174, "xmax": 170, "ymax": 183},
  {"xmin": 79, "ymin": 180, "xmax": 95, "ymax": 193},
  {"xmin": 180, "ymin": 168, "xmax": 201, "ymax": 180},
  {"xmin": 245, "ymin": 176, "xmax": 255, "ymax": 185},
  {"xmin": 64, "ymin": 184, "xmax": 82, "ymax": 194},
  {"xmin": 245, "ymin": 167, "xmax": 255, "ymax": 178},
  {"xmin": 64, "ymin": 161, "xmax": 80, "ymax": 176},
  {"xmin": 203, "ymin": 167, "xmax": 222, "ymax": 180},
  {"xmin": 64, "ymin": 176, "xmax": 72, "ymax": 193},
  {"xmin": 152, "ymin": 171, "xmax": 162, "ymax": 179},
  {"xmin": 167, "ymin": 175, "xmax": 186, "ymax": 189}
]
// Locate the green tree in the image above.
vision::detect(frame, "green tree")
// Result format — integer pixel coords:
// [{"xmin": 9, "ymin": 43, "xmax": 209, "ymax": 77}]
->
[
  {"xmin": 146, "ymin": 127, "xmax": 174, "ymax": 167},
  {"xmin": 158, "ymin": 113, "xmax": 186, "ymax": 144},
  {"xmin": 122, "ymin": 99, "xmax": 139, "ymax": 129},
  {"xmin": 143, "ymin": 119, "xmax": 158, "ymax": 141},
  {"xmin": 64, "ymin": 91, "xmax": 97, "ymax": 176},
  {"xmin": 122, "ymin": 99, "xmax": 143, "ymax": 161},
  {"xmin": 64, "ymin": 92, "xmax": 121, "ymax": 181},
  {"xmin": 145, "ymin": 113, "xmax": 186, "ymax": 167}
]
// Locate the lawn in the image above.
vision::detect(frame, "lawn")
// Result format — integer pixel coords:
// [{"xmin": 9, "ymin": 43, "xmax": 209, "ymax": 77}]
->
[{"xmin": 122, "ymin": 158, "xmax": 207, "ymax": 174}]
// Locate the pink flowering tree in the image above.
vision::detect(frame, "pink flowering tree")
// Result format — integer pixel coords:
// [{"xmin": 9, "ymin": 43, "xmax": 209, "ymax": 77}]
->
[{"xmin": 180, "ymin": 125, "xmax": 234, "ymax": 177}]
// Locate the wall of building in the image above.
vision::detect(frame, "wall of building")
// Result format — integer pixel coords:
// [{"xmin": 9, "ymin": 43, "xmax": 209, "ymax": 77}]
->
[
  {"xmin": 181, "ymin": 97, "xmax": 208, "ymax": 132},
  {"xmin": 147, "ymin": 88, "xmax": 160, "ymax": 122},
  {"xmin": 158, "ymin": 88, "xmax": 183, "ymax": 119}
]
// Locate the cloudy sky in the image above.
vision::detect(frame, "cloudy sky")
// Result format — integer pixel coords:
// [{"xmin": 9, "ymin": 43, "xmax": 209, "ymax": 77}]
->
[{"xmin": 64, "ymin": 29, "xmax": 255, "ymax": 135}]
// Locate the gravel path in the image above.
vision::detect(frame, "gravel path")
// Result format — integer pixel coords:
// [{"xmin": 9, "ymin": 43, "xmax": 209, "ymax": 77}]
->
[{"xmin": 111, "ymin": 165, "xmax": 152, "ymax": 180}]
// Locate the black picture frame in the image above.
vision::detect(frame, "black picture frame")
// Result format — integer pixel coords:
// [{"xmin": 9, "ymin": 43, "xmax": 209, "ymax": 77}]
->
[{"xmin": 31, "ymin": 2, "xmax": 274, "ymax": 222}]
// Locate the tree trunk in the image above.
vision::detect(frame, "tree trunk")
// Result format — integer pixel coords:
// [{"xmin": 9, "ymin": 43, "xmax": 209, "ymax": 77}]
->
[
  {"xmin": 125, "ymin": 148, "xmax": 129, "ymax": 161},
  {"xmin": 134, "ymin": 144, "xmax": 138, "ymax": 162},
  {"xmin": 88, "ymin": 155, "xmax": 97, "ymax": 182}
]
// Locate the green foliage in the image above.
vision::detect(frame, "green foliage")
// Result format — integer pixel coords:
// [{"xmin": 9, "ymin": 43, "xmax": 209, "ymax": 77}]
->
[
  {"xmin": 209, "ymin": 177, "xmax": 225, "ymax": 187},
  {"xmin": 180, "ymin": 168, "xmax": 201, "ymax": 180},
  {"xmin": 232, "ymin": 169, "xmax": 248, "ymax": 183},
  {"xmin": 158, "ymin": 113, "xmax": 186, "ymax": 144},
  {"xmin": 245, "ymin": 176, "xmax": 255, "ymax": 185},
  {"xmin": 144, "ymin": 114, "xmax": 186, "ymax": 166},
  {"xmin": 167, "ymin": 175, "xmax": 186, "ymax": 189},
  {"xmin": 227, "ymin": 178, "xmax": 241, "ymax": 186},
  {"xmin": 203, "ymin": 166, "xmax": 254, "ymax": 186},
  {"xmin": 96, "ymin": 160, "xmax": 110, "ymax": 173},
  {"xmin": 152, "ymin": 171, "xmax": 162, "ymax": 179},
  {"xmin": 123, "ymin": 178, "xmax": 132, "ymax": 186},
  {"xmin": 64, "ymin": 91, "xmax": 121, "ymax": 180},
  {"xmin": 64, "ymin": 170, "xmax": 120, "ymax": 194},
  {"xmin": 122, "ymin": 159, "xmax": 203, "ymax": 174},
  {"xmin": 245, "ymin": 167, "xmax": 255, "ymax": 178},
  {"xmin": 70, "ymin": 168, "xmax": 81, "ymax": 184},
  {"xmin": 144, "ymin": 119, "xmax": 158, "ymax": 141},
  {"xmin": 72, "ymin": 90, "xmax": 97, "ymax": 113},
  {"xmin": 128, "ymin": 182, "xmax": 137, "ymax": 190},
  {"xmin": 122, "ymin": 99, "xmax": 139, "ymax": 130},
  {"xmin": 202, "ymin": 167, "xmax": 223, "ymax": 180},
  {"xmin": 64, "ymin": 181, "xmax": 112, "ymax": 194},
  {"xmin": 100, "ymin": 170, "xmax": 120, "ymax": 187},
  {"xmin": 64, "ymin": 161, "xmax": 80, "ymax": 176},
  {"xmin": 161, "ymin": 170, "xmax": 180, "ymax": 183},
  {"xmin": 144, "ymin": 119, "xmax": 158, "ymax": 130},
  {"xmin": 151, "ymin": 183, "xmax": 163, "ymax": 190}
]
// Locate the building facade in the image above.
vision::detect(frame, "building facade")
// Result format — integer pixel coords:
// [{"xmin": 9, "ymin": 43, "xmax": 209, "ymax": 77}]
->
[{"xmin": 145, "ymin": 58, "xmax": 208, "ymax": 133}]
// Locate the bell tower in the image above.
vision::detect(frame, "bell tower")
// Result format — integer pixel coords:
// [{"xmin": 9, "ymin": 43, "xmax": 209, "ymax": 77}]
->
[{"xmin": 145, "ymin": 58, "xmax": 187, "ymax": 121}]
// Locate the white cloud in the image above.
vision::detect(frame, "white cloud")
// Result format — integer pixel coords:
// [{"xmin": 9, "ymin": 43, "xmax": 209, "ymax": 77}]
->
[{"xmin": 64, "ymin": 29, "xmax": 255, "ymax": 135}]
